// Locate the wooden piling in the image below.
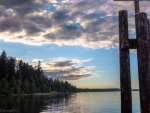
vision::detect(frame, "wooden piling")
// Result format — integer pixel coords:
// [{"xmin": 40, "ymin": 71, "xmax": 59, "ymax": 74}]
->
[
  {"xmin": 135, "ymin": 12, "xmax": 150, "ymax": 113},
  {"xmin": 148, "ymin": 19, "xmax": 150, "ymax": 113},
  {"xmin": 119, "ymin": 10, "xmax": 132, "ymax": 113},
  {"xmin": 148, "ymin": 19, "xmax": 150, "ymax": 51}
]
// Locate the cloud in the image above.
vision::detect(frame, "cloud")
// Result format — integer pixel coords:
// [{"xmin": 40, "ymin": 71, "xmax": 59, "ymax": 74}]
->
[
  {"xmin": 58, "ymin": 74, "xmax": 91, "ymax": 80},
  {"xmin": 0, "ymin": 0, "xmax": 34, "ymax": 7},
  {"xmin": 52, "ymin": 10, "xmax": 69, "ymax": 21},
  {"xmin": 32, "ymin": 58, "xmax": 44, "ymax": 62},
  {"xmin": 39, "ymin": 58, "xmax": 95, "ymax": 80},
  {"xmin": 0, "ymin": 0, "xmax": 149, "ymax": 48}
]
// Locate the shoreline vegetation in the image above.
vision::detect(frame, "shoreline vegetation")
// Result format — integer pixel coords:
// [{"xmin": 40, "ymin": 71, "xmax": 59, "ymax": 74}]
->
[
  {"xmin": 0, "ymin": 50, "xmax": 77, "ymax": 96},
  {"xmin": 0, "ymin": 50, "xmax": 139, "ymax": 96}
]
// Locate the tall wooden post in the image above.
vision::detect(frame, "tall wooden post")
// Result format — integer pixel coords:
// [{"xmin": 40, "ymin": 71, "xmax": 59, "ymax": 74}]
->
[
  {"xmin": 114, "ymin": 0, "xmax": 140, "ymax": 13},
  {"xmin": 135, "ymin": 12, "xmax": 150, "ymax": 113},
  {"xmin": 134, "ymin": 0, "xmax": 140, "ymax": 13},
  {"xmin": 119, "ymin": 10, "xmax": 132, "ymax": 113},
  {"xmin": 148, "ymin": 20, "xmax": 150, "ymax": 49}
]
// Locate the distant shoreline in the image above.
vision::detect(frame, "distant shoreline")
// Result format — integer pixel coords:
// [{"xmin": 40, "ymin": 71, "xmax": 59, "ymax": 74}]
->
[
  {"xmin": 0, "ymin": 89, "xmax": 139, "ymax": 96},
  {"xmin": 78, "ymin": 88, "xmax": 139, "ymax": 92}
]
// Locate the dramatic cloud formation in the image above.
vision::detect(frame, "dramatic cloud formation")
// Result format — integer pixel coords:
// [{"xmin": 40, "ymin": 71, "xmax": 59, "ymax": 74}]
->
[
  {"xmin": 0, "ymin": 0, "xmax": 150, "ymax": 48},
  {"xmin": 38, "ymin": 58, "xmax": 96, "ymax": 80}
]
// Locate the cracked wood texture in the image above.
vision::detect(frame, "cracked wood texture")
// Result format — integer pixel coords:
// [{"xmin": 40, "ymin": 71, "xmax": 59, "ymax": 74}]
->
[
  {"xmin": 119, "ymin": 10, "xmax": 132, "ymax": 113},
  {"xmin": 135, "ymin": 12, "xmax": 150, "ymax": 113}
]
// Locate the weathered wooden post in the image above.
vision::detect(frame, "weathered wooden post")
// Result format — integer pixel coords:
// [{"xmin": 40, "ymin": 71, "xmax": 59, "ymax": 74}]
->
[
  {"xmin": 115, "ymin": 0, "xmax": 150, "ymax": 113},
  {"xmin": 118, "ymin": 11, "xmax": 150, "ymax": 113},
  {"xmin": 119, "ymin": 10, "xmax": 132, "ymax": 113},
  {"xmin": 148, "ymin": 20, "xmax": 150, "ymax": 50},
  {"xmin": 135, "ymin": 12, "xmax": 150, "ymax": 113}
]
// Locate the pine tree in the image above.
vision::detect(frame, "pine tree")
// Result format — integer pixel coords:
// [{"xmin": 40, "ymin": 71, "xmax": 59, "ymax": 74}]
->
[
  {"xmin": 0, "ymin": 78, "xmax": 9, "ymax": 95},
  {"xmin": 0, "ymin": 50, "xmax": 7, "ymax": 79},
  {"xmin": 7, "ymin": 57, "xmax": 16, "ymax": 80},
  {"xmin": 0, "ymin": 51, "xmax": 77, "ymax": 95}
]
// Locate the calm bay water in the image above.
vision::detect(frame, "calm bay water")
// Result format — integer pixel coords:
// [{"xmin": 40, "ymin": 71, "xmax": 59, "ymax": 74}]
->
[{"xmin": 0, "ymin": 91, "xmax": 140, "ymax": 113}]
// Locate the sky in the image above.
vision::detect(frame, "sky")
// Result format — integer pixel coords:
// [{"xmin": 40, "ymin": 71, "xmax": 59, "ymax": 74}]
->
[{"xmin": 0, "ymin": 0, "xmax": 150, "ymax": 89}]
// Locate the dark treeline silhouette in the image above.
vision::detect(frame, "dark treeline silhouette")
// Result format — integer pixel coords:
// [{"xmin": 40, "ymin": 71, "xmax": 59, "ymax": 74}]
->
[{"xmin": 0, "ymin": 50, "xmax": 77, "ymax": 95}]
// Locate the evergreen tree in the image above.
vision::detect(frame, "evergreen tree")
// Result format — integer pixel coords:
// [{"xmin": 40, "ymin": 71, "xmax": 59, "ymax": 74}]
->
[
  {"xmin": 29, "ymin": 77, "xmax": 35, "ymax": 93},
  {"xmin": 22, "ymin": 79, "xmax": 29, "ymax": 93},
  {"xmin": 7, "ymin": 57, "xmax": 16, "ymax": 80},
  {"xmin": 16, "ymin": 79, "xmax": 21, "ymax": 94},
  {"xmin": 0, "ymin": 50, "xmax": 7, "ymax": 79},
  {"xmin": 0, "ymin": 78, "xmax": 9, "ymax": 95},
  {"xmin": 0, "ymin": 51, "xmax": 77, "ymax": 95}
]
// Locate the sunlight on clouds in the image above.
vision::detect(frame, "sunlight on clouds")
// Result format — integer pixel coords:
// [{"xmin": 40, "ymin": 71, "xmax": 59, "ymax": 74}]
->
[
  {"xmin": 32, "ymin": 58, "xmax": 44, "ymax": 62},
  {"xmin": 32, "ymin": 58, "xmax": 100, "ymax": 80},
  {"xmin": 0, "ymin": 0, "xmax": 149, "ymax": 48},
  {"xmin": 16, "ymin": 58, "xmax": 29, "ymax": 63}
]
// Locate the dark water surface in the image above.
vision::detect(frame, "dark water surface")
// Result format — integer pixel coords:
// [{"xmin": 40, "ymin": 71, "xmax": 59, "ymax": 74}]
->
[{"xmin": 0, "ymin": 91, "xmax": 140, "ymax": 113}]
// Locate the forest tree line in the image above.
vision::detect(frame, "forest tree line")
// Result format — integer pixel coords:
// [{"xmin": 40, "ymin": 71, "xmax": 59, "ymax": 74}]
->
[{"xmin": 0, "ymin": 50, "xmax": 77, "ymax": 95}]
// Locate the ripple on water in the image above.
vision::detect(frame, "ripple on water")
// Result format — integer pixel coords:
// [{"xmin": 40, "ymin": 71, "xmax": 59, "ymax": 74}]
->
[{"xmin": 0, "ymin": 92, "xmax": 140, "ymax": 113}]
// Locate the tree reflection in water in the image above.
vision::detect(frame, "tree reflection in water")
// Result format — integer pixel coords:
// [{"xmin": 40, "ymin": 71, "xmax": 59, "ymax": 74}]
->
[{"xmin": 0, "ymin": 94, "xmax": 74, "ymax": 113}]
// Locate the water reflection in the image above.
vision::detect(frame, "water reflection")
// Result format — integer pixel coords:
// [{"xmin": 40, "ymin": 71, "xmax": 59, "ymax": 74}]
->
[
  {"xmin": 0, "ymin": 94, "xmax": 73, "ymax": 113},
  {"xmin": 0, "ymin": 92, "xmax": 140, "ymax": 113}
]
